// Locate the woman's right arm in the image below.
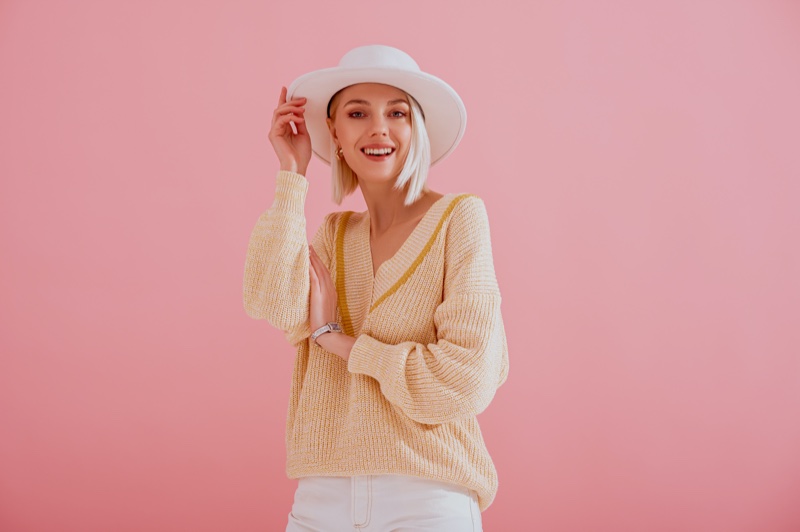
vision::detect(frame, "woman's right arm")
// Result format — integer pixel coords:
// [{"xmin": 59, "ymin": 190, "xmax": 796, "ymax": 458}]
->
[
  {"xmin": 242, "ymin": 172, "xmax": 337, "ymax": 346},
  {"xmin": 242, "ymin": 86, "xmax": 327, "ymax": 346}
]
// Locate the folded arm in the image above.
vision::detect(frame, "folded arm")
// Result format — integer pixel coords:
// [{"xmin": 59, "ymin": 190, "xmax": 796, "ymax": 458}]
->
[{"xmin": 346, "ymin": 196, "xmax": 510, "ymax": 425}]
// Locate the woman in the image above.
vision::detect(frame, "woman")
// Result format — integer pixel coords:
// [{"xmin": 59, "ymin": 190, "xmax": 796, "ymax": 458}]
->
[{"xmin": 243, "ymin": 44, "xmax": 509, "ymax": 531}]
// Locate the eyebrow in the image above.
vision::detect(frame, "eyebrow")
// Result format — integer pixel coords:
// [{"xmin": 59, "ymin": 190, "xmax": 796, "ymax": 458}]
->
[{"xmin": 343, "ymin": 98, "xmax": 409, "ymax": 107}]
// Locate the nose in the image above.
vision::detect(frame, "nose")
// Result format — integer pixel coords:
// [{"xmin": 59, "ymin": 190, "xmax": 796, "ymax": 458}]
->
[{"xmin": 368, "ymin": 113, "xmax": 389, "ymax": 137}]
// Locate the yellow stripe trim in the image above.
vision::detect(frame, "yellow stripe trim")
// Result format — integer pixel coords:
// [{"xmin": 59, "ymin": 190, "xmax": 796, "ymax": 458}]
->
[
  {"xmin": 336, "ymin": 211, "xmax": 355, "ymax": 337},
  {"xmin": 370, "ymin": 194, "xmax": 476, "ymax": 312}
]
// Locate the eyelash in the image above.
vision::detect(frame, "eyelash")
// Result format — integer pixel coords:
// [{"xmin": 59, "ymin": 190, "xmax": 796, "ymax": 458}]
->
[{"xmin": 348, "ymin": 110, "xmax": 407, "ymax": 118}]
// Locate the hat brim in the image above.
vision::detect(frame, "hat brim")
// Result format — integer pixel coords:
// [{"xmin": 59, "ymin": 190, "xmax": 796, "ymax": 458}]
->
[{"xmin": 287, "ymin": 67, "xmax": 466, "ymax": 166}]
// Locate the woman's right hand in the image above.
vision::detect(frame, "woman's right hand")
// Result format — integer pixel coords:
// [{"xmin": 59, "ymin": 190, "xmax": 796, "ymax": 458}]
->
[{"xmin": 269, "ymin": 86, "xmax": 311, "ymax": 176}]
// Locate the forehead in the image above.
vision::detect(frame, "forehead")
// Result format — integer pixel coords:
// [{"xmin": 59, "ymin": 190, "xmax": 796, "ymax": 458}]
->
[{"xmin": 336, "ymin": 82, "xmax": 408, "ymax": 103}]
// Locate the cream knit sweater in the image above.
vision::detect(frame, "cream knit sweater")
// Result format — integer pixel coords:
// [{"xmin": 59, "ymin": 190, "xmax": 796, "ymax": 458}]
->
[{"xmin": 243, "ymin": 170, "xmax": 509, "ymax": 512}]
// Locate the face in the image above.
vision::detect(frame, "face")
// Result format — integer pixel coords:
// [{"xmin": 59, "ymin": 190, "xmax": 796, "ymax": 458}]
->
[{"xmin": 327, "ymin": 83, "xmax": 412, "ymax": 184}]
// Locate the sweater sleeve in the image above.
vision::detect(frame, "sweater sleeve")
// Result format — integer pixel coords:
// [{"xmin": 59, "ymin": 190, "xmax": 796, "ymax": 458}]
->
[
  {"xmin": 242, "ymin": 170, "xmax": 337, "ymax": 346},
  {"xmin": 347, "ymin": 196, "xmax": 509, "ymax": 425}
]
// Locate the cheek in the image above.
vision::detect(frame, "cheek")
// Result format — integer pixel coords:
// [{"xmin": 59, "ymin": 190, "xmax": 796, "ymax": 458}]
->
[
  {"xmin": 340, "ymin": 132, "xmax": 360, "ymax": 152},
  {"xmin": 394, "ymin": 124, "xmax": 413, "ymax": 146},
  {"xmin": 333, "ymin": 120, "xmax": 358, "ymax": 144}
]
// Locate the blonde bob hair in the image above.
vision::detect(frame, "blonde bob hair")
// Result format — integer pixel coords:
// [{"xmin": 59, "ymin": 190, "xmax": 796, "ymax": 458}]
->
[{"xmin": 328, "ymin": 89, "xmax": 431, "ymax": 206}]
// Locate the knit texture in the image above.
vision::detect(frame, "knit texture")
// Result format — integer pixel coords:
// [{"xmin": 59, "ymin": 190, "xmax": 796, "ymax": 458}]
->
[{"xmin": 243, "ymin": 170, "xmax": 509, "ymax": 512}]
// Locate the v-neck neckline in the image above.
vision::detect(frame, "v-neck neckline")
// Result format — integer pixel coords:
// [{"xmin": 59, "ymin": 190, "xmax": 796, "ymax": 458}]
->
[
  {"xmin": 334, "ymin": 192, "xmax": 473, "ymax": 337},
  {"xmin": 365, "ymin": 193, "xmax": 454, "ymax": 281}
]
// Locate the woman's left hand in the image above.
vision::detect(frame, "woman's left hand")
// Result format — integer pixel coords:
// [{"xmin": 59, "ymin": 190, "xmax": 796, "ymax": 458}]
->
[
  {"xmin": 309, "ymin": 245, "xmax": 338, "ymax": 332},
  {"xmin": 309, "ymin": 245, "xmax": 357, "ymax": 361}
]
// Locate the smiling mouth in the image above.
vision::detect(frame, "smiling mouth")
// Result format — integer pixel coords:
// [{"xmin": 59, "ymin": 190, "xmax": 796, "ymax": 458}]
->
[{"xmin": 361, "ymin": 147, "xmax": 396, "ymax": 158}]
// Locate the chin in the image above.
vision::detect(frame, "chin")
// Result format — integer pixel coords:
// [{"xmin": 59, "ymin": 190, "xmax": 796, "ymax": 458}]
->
[{"xmin": 355, "ymin": 168, "xmax": 400, "ymax": 185}]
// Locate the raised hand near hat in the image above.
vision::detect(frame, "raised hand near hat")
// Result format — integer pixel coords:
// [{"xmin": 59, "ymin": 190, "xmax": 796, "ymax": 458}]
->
[{"xmin": 269, "ymin": 86, "xmax": 311, "ymax": 176}]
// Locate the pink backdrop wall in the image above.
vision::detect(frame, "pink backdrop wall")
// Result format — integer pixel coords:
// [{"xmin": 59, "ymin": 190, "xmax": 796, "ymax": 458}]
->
[{"xmin": 2, "ymin": 1, "xmax": 799, "ymax": 530}]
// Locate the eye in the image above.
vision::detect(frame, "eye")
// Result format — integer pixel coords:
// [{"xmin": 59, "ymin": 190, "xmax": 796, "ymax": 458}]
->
[
  {"xmin": 348, "ymin": 111, "xmax": 365, "ymax": 118},
  {"xmin": 390, "ymin": 110, "xmax": 407, "ymax": 118}
]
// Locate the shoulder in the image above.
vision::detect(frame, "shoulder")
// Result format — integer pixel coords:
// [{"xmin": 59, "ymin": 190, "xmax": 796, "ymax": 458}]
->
[
  {"xmin": 440, "ymin": 193, "xmax": 500, "ymax": 293},
  {"xmin": 441, "ymin": 193, "xmax": 495, "ymax": 254},
  {"xmin": 446, "ymin": 193, "xmax": 491, "ymax": 230}
]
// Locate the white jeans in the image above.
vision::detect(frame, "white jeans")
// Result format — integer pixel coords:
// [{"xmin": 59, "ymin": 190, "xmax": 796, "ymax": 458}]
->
[{"xmin": 285, "ymin": 474, "xmax": 483, "ymax": 531}]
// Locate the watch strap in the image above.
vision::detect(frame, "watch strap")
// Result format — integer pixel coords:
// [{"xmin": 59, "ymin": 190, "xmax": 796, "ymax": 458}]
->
[{"xmin": 310, "ymin": 322, "xmax": 342, "ymax": 344}]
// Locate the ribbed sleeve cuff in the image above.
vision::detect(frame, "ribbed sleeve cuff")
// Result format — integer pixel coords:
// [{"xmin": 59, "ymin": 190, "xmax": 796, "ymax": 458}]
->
[
  {"xmin": 272, "ymin": 170, "xmax": 309, "ymax": 213},
  {"xmin": 348, "ymin": 334, "xmax": 402, "ymax": 392}
]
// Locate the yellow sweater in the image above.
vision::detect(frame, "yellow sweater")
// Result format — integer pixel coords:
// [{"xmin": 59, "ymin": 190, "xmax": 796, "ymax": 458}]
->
[{"xmin": 243, "ymin": 170, "xmax": 509, "ymax": 512}]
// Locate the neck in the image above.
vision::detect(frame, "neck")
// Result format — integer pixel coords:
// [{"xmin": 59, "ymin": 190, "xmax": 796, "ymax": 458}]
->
[{"xmin": 358, "ymin": 179, "xmax": 424, "ymax": 234}]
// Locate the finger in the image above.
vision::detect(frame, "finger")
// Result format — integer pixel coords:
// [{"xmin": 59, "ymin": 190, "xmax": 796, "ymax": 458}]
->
[
  {"xmin": 277, "ymin": 113, "xmax": 304, "ymax": 123},
  {"xmin": 309, "ymin": 246, "xmax": 321, "ymax": 270},
  {"xmin": 309, "ymin": 259, "xmax": 319, "ymax": 286},
  {"xmin": 309, "ymin": 246, "xmax": 320, "ymax": 269},
  {"xmin": 319, "ymin": 262, "xmax": 333, "ymax": 288},
  {"xmin": 273, "ymin": 114, "xmax": 305, "ymax": 134},
  {"xmin": 279, "ymin": 86, "xmax": 287, "ymax": 106},
  {"xmin": 309, "ymin": 246, "xmax": 323, "ymax": 270},
  {"xmin": 273, "ymin": 108, "xmax": 306, "ymax": 125},
  {"xmin": 310, "ymin": 247, "xmax": 326, "ymax": 271},
  {"xmin": 295, "ymin": 115, "xmax": 309, "ymax": 135},
  {"xmin": 269, "ymin": 116, "xmax": 298, "ymax": 139},
  {"xmin": 276, "ymin": 114, "xmax": 306, "ymax": 124},
  {"xmin": 310, "ymin": 249, "xmax": 328, "ymax": 283},
  {"xmin": 273, "ymin": 104, "xmax": 306, "ymax": 117},
  {"xmin": 310, "ymin": 250, "xmax": 333, "ymax": 288}
]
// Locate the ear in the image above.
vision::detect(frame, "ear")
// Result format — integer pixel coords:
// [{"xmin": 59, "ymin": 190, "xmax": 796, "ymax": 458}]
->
[{"xmin": 326, "ymin": 117, "xmax": 337, "ymax": 144}]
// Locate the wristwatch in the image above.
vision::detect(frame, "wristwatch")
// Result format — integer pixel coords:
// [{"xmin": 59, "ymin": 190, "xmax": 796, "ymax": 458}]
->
[{"xmin": 310, "ymin": 322, "xmax": 343, "ymax": 345}]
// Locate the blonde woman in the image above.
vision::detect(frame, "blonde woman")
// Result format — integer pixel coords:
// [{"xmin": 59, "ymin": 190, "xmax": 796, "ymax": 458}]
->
[{"xmin": 243, "ymin": 44, "xmax": 509, "ymax": 531}]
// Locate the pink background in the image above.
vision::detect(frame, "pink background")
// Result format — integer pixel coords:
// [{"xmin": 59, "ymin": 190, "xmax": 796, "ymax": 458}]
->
[{"xmin": 2, "ymin": 1, "xmax": 799, "ymax": 530}]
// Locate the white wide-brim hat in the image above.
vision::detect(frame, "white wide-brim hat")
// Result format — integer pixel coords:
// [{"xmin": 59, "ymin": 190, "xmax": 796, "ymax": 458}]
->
[{"xmin": 286, "ymin": 44, "xmax": 467, "ymax": 166}]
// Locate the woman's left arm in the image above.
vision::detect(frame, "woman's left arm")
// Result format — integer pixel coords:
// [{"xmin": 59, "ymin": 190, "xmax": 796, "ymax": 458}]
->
[{"xmin": 315, "ymin": 197, "xmax": 509, "ymax": 425}]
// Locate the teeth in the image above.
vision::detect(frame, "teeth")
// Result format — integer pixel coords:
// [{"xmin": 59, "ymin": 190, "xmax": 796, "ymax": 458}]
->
[{"xmin": 363, "ymin": 147, "xmax": 393, "ymax": 155}]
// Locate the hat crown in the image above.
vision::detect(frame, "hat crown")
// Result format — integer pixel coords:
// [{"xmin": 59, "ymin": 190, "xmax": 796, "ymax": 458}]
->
[{"xmin": 338, "ymin": 44, "xmax": 421, "ymax": 72}]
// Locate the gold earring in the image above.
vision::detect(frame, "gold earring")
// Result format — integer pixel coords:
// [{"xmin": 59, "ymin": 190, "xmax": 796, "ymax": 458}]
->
[{"xmin": 335, "ymin": 147, "xmax": 343, "ymax": 161}]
